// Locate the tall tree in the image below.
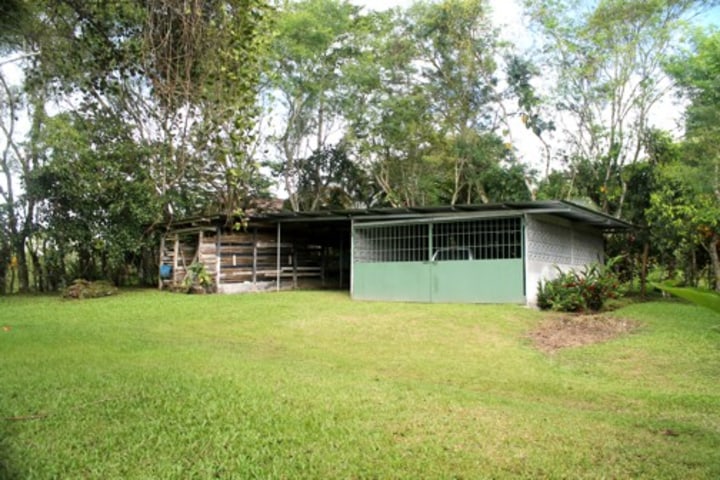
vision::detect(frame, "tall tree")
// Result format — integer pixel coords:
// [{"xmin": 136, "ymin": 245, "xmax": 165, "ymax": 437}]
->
[
  {"xmin": 524, "ymin": 0, "xmax": 715, "ymax": 216},
  {"xmin": 344, "ymin": 0, "xmax": 529, "ymax": 206},
  {"xmin": 657, "ymin": 29, "xmax": 720, "ymax": 290},
  {"xmin": 0, "ymin": 0, "xmax": 273, "ymax": 291},
  {"xmin": 268, "ymin": 0, "xmax": 364, "ymax": 211}
]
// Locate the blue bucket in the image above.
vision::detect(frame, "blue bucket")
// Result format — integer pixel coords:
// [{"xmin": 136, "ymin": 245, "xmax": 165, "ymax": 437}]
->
[{"xmin": 160, "ymin": 264, "xmax": 172, "ymax": 279}]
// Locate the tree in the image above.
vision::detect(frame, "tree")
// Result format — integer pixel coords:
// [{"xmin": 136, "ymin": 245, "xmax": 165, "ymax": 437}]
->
[
  {"xmin": 342, "ymin": 0, "xmax": 527, "ymax": 206},
  {"xmin": 294, "ymin": 143, "xmax": 371, "ymax": 210},
  {"xmin": 658, "ymin": 29, "xmax": 720, "ymax": 290},
  {"xmin": 0, "ymin": 58, "xmax": 44, "ymax": 292},
  {"xmin": 268, "ymin": 0, "xmax": 364, "ymax": 211},
  {"xmin": 524, "ymin": 0, "xmax": 715, "ymax": 216},
  {"xmin": 27, "ymin": 112, "xmax": 159, "ymax": 287},
  {"xmin": 0, "ymin": 0, "xmax": 273, "ymax": 291},
  {"xmin": 407, "ymin": 0, "xmax": 517, "ymax": 204}
]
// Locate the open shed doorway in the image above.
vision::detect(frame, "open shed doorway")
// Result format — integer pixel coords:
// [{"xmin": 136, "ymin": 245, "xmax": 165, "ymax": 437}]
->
[{"xmin": 271, "ymin": 219, "xmax": 352, "ymax": 292}]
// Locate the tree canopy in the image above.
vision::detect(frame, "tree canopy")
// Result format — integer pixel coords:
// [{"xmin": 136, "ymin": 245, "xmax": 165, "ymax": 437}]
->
[{"xmin": 1, "ymin": 0, "xmax": 720, "ymax": 292}]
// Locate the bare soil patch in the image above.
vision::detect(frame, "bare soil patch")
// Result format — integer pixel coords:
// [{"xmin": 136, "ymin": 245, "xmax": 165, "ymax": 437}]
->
[{"xmin": 529, "ymin": 314, "xmax": 640, "ymax": 353}]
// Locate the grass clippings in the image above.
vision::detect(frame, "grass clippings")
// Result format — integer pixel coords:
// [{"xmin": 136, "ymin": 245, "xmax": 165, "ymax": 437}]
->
[
  {"xmin": 62, "ymin": 279, "xmax": 118, "ymax": 299},
  {"xmin": 529, "ymin": 314, "xmax": 640, "ymax": 353}
]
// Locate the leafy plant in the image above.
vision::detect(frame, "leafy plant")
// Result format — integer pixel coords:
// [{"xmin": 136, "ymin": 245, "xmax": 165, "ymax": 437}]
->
[
  {"xmin": 651, "ymin": 283, "xmax": 720, "ymax": 315},
  {"xmin": 538, "ymin": 258, "xmax": 625, "ymax": 312},
  {"xmin": 182, "ymin": 261, "xmax": 214, "ymax": 293}
]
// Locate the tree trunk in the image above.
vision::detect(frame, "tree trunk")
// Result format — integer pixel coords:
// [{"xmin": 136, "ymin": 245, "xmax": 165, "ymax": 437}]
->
[
  {"xmin": 29, "ymin": 247, "xmax": 43, "ymax": 292},
  {"xmin": 640, "ymin": 241, "xmax": 650, "ymax": 298},
  {"xmin": 709, "ymin": 233, "xmax": 720, "ymax": 293},
  {"xmin": 14, "ymin": 237, "xmax": 29, "ymax": 292}
]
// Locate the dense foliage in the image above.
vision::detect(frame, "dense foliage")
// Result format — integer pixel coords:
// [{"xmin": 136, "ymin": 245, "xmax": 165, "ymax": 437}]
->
[
  {"xmin": 537, "ymin": 261, "xmax": 625, "ymax": 312},
  {"xmin": 1, "ymin": 0, "xmax": 720, "ymax": 292}
]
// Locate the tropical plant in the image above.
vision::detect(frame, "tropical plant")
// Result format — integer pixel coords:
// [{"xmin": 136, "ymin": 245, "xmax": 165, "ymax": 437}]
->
[
  {"xmin": 182, "ymin": 261, "xmax": 214, "ymax": 293},
  {"xmin": 537, "ymin": 258, "xmax": 625, "ymax": 312}
]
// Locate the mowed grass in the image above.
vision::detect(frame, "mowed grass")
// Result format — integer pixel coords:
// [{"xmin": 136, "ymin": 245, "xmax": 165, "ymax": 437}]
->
[{"xmin": 1, "ymin": 291, "xmax": 719, "ymax": 479}]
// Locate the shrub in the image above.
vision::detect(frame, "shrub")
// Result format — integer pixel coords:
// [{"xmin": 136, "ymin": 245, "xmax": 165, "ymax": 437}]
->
[
  {"xmin": 181, "ymin": 262, "xmax": 214, "ymax": 294},
  {"xmin": 537, "ymin": 259, "xmax": 625, "ymax": 312},
  {"xmin": 62, "ymin": 279, "xmax": 118, "ymax": 299}
]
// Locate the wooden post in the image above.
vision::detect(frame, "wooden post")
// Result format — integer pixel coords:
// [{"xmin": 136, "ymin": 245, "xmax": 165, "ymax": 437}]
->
[
  {"xmin": 292, "ymin": 245, "xmax": 298, "ymax": 289},
  {"xmin": 252, "ymin": 228, "xmax": 258, "ymax": 286},
  {"xmin": 276, "ymin": 223, "xmax": 281, "ymax": 292},
  {"xmin": 215, "ymin": 227, "xmax": 221, "ymax": 291},
  {"xmin": 339, "ymin": 237, "xmax": 344, "ymax": 288},
  {"xmin": 349, "ymin": 218, "xmax": 354, "ymax": 295},
  {"xmin": 159, "ymin": 235, "xmax": 165, "ymax": 290},
  {"xmin": 173, "ymin": 235, "xmax": 179, "ymax": 286},
  {"xmin": 321, "ymin": 246, "xmax": 326, "ymax": 288}
]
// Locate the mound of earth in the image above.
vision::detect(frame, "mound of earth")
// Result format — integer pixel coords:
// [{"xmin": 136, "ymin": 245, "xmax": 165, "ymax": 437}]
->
[{"xmin": 529, "ymin": 314, "xmax": 640, "ymax": 353}]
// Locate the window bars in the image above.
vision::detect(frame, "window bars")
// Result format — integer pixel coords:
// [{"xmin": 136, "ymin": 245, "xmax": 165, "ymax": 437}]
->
[{"xmin": 353, "ymin": 217, "xmax": 522, "ymax": 263}]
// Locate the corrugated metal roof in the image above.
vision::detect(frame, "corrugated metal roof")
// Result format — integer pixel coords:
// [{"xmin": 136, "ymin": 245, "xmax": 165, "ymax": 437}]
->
[{"xmin": 166, "ymin": 200, "xmax": 633, "ymax": 231}]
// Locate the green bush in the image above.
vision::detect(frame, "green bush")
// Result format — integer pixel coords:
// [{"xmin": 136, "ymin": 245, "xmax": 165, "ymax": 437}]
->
[
  {"xmin": 537, "ymin": 259, "xmax": 624, "ymax": 312},
  {"xmin": 62, "ymin": 279, "xmax": 118, "ymax": 299},
  {"xmin": 181, "ymin": 261, "xmax": 214, "ymax": 294}
]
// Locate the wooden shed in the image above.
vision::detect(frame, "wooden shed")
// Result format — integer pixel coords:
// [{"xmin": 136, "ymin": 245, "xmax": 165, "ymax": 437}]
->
[
  {"xmin": 160, "ymin": 201, "xmax": 630, "ymax": 304},
  {"xmin": 159, "ymin": 213, "xmax": 351, "ymax": 293}
]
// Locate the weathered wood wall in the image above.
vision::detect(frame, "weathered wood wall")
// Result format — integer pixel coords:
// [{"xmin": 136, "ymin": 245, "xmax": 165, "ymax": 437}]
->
[{"xmin": 161, "ymin": 228, "xmax": 329, "ymax": 291}]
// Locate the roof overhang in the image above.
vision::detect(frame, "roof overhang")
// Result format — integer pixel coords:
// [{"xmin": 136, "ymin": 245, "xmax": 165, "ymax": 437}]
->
[{"xmin": 163, "ymin": 200, "xmax": 633, "ymax": 233}]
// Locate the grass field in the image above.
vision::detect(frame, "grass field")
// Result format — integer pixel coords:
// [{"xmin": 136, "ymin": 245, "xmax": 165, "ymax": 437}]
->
[{"xmin": 1, "ymin": 290, "xmax": 719, "ymax": 479}]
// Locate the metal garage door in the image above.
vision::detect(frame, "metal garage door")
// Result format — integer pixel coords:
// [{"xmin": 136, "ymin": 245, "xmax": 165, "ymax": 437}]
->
[{"xmin": 352, "ymin": 217, "xmax": 525, "ymax": 303}]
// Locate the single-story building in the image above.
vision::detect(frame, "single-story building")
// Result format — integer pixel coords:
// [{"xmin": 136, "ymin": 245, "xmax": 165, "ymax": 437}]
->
[{"xmin": 159, "ymin": 200, "xmax": 631, "ymax": 306}]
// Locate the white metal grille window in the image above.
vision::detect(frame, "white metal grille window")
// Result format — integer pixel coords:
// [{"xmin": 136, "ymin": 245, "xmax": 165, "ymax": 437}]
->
[
  {"xmin": 354, "ymin": 217, "xmax": 522, "ymax": 263},
  {"xmin": 354, "ymin": 223, "xmax": 429, "ymax": 263}
]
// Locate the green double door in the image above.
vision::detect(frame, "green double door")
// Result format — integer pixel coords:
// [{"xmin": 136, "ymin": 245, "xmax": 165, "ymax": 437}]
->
[{"xmin": 352, "ymin": 258, "xmax": 525, "ymax": 303}]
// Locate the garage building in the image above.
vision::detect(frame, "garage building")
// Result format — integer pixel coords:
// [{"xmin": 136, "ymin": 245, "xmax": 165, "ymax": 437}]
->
[{"xmin": 160, "ymin": 200, "xmax": 630, "ymax": 306}]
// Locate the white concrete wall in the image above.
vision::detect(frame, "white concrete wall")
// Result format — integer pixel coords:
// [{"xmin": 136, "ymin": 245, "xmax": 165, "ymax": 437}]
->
[{"xmin": 525, "ymin": 215, "xmax": 605, "ymax": 306}]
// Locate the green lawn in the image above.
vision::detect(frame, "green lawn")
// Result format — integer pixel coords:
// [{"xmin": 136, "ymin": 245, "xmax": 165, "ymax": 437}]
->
[{"xmin": 1, "ymin": 290, "xmax": 719, "ymax": 479}]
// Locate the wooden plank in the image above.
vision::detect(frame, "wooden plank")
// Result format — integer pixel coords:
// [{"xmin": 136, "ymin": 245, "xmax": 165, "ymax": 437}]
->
[
  {"xmin": 252, "ymin": 229, "xmax": 258, "ymax": 284},
  {"xmin": 173, "ymin": 235, "xmax": 179, "ymax": 285},
  {"xmin": 257, "ymin": 241, "xmax": 293, "ymax": 249},
  {"xmin": 219, "ymin": 246, "xmax": 255, "ymax": 255},
  {"xmin": 215, "ymin": 227, "xmax": 221, "ymax": 287}
]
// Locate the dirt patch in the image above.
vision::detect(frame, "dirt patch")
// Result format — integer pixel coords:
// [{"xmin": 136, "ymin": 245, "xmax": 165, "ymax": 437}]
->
[{"xmin": 529, "ymin": 314, "xmax": 640, "ymax": 353}]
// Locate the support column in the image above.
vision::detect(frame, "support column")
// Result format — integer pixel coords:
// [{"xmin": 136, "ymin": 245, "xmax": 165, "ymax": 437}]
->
[
  {"xmin": 173, "ymin": 235, "xmax": 179, "ymax": 286},
  {"xmin": 292, "ymin": 244, "xmax": 298, "ymax": 289},
  {"xmin": 349, "ymin": 218, "xmax": 354, "ymax": 296},
  {"xmin": 339, "ymin": 237, "xmax": 344, "ymax": 288},
  {"xmin": 159, "ymin": 235, "xmax": 165, "ymax": 290},
  {"xmin": 215, "ymin": 227, "xmax": 221, "ymax": 291},
  {"xmin": 321, "ymin": 246, "xmax": 326, "ymax": 288},
  {"xmin": 276, "ymin": 223, "xmax": 281, "ymax": 292},
  {"xmin": 252, "ymin": 228, "xmax": 258, "ymax": 286}
]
